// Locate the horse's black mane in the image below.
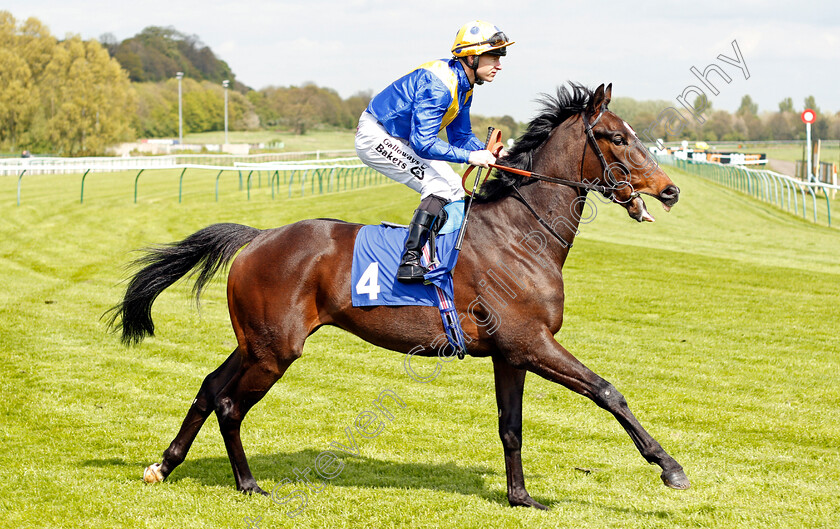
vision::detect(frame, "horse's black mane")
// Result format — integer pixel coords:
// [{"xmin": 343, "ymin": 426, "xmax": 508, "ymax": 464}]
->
[{"xmin": 473, "ymin": 83, "xmax": 593, "ymax": 203}]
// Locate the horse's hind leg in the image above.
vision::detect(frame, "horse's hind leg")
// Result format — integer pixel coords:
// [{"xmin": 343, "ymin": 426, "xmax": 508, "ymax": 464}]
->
[
  {"xmin": 520, "ymin": 330, "xmax": 690, "ymax": 489},
  {"xmin": 213, "ymin": 354, "xmax": 294, "ymax": 495},
  {"xmin": 144, "ymin": 348, "xmax": 244, "ymax": 483}
]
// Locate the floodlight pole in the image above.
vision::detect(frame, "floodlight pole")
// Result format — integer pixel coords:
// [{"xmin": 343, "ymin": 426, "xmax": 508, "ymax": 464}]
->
[
  {"xmin": 176, "ymin": 71, "xmax": 184, "ymax": 146},
  {"xmin": 223, "ymin": 80, "xmax": 230, "ymax": 145}
]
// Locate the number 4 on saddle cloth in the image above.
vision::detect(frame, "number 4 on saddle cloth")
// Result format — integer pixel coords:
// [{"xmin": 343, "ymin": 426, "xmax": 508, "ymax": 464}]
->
[{"xmin": 351, "ymin": 200, "xmax": 468, "ymax": 357}]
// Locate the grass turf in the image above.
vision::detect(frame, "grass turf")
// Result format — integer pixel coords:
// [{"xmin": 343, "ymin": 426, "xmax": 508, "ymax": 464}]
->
[{"xmin": 0, "ymin": 165, "xmax": 838, "ymax": 528}]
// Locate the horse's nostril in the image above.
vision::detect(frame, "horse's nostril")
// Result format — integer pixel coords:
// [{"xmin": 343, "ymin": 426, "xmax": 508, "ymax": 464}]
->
[{"xmin": 660, "ymin": 185, "xmax": 680, "ymax": 204}]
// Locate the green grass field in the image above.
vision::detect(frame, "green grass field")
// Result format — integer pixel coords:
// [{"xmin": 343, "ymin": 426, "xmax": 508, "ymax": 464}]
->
[{"xmin": 1, "ymin": 164, "xmax": 839, "ymax": 528}]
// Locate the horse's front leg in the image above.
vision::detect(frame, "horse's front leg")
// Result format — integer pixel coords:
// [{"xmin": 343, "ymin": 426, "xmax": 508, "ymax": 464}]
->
[
  {"xmin": 492, "ymin": 357, "xmax": 548, "ymax": 510},
  {"xmin": 517, "ymin": 330, "xmax": 690, "ymax": 489}
]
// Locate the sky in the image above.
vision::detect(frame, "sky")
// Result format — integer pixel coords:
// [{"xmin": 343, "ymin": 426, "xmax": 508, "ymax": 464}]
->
[{"xmin": 4, "ymin": 0, "xmax": 839, "ymax": 123}]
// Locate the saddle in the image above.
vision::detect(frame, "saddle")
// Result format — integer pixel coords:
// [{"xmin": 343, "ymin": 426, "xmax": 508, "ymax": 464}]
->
[{"xmin": 351, "ymin": 200, "xmax": 467, "ymax": 356}]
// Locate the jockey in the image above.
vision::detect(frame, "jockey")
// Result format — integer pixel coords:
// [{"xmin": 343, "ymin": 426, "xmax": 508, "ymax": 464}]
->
[{"xmin": 355, "ymin": 20, "xmax": 514, "ymax": 283}]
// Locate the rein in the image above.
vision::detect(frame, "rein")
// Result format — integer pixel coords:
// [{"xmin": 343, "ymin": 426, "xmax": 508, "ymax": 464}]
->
[
  {"xmin": 463, "ymin": 107, "xmax": 637, "ymax": 247},
  {"xmin": 486, "ymin": 163, "xmax": 614, "ymax": 195},
  {"xmin": 463, "ymin": 107, "xmax": 636, "ymax": 199}
]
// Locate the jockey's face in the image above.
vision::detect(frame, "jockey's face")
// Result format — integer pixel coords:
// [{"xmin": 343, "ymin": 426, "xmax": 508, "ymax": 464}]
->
[{"xmin": 475, "ymin": 54, "xmax": 502, "ymax": 83}]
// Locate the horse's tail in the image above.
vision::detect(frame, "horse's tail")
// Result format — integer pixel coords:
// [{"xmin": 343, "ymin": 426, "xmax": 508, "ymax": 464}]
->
[{"xmin": 105, "ymin": 223, "xmax": 262, "ymax": 346}]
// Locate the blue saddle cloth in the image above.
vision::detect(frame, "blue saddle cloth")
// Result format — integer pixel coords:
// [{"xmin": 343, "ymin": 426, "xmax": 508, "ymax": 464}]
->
[{"xmin": 351, "ymin": 201, "xmax": 463, "ymax": 307}]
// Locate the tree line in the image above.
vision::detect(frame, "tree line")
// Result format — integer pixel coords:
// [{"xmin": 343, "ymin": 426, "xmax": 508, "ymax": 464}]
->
[
  {"xmin": 1, "ymin": 12, "xmax": 134, "ymax": 156},
  {"xmin": 611, "ymin": 94, "xmax": 840, "ymax": 144},
  {"xmin": 1, "ymin": 12, "xmax": 838, "ymax": 156},
  {"xmin": 100, "ymin": 26, "xmax": 235, "ymax": 85}
]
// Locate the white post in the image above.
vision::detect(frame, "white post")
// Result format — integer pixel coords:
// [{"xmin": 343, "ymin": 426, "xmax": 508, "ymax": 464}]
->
[
  {"xmin": 805, "ymin": 122, "xmax": 812, "ymax": 182},
  {"xmin": 176, "ymin": 72, "xmax": 184, "ymax": 146},
  {"xmin": 222, "ymin": 80, "xmax": 230, "ymax": 146}
]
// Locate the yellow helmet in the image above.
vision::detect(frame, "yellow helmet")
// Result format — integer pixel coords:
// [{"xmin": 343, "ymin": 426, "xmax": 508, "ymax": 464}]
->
[{"xmin": 451, "ymin": 20, "xmax": 514, "ymax": 58}]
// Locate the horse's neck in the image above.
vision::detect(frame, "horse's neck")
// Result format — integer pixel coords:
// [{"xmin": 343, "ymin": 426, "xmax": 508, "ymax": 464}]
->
[
  {"xmin": 514, "ymin": 180, "xmax": 583, "ymax": 259},
  {"xmin": 468, "ymin": 182, "xmax": 581, "ymax": 275},
  {"xmin": 515, "ymin": 125, "xmax": 588, "ymax": 257},
  {"xmin": 469, "ymin": 120, "xmax": 590, "ymax": 270}
]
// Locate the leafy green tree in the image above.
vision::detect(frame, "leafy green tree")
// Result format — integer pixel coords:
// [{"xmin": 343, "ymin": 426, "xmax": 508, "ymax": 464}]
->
[
  {"xmin": 250, "ymin": 83, "xmax": 351, "ymax": 134},
  {"xmin": 778, "ymin": 97, "xmax": 794, "ymax": 113},
  {"xmin": 693, "ymin": 94, "xmax": 711, "ymax": 115},
  {"xmin": 183, "ymin": 80, "xmax": 223, "ymax": 133},
  {"xmin": 610, "ymin": 97, "xmax": 675, "ymax": 130},
  {"xmin": 828, "ymin": 114, "xmax": 840, "ymax": 141},
  {"xmin": 733, "ymin": 95, "xmax": 761, "ymax": 139},
  {"xmin": 108, "ymin": 26, "xmax": 235, "ymax": 85},
  {"xmin": 40, "ymin": 36, "xmax": 136, "ymax": 155},
  {"xmin": 133, "ymin": 77, "xmax": 258, "ymax": 138},
  {"xmin": 802, "ymin": 96, "xmax": 830, "ymax": 138},
  {"xmin": 0, "ymin": 12, "xmax": 53, "ymax": 150},
  {"xmin": 0, "ymin": 12, "xmax": 136, "ymax": 154},
  {"xmin": 226, "ymin": 86, "xmax": 259, "ymax": 130},
  {"xmin": 737, "ymin": 95, "xmax": 758, "ymax": 117},
  {"xmin": 113, "ymin": 45, "xmax": 146, "ymax": 81},
  {"xmin": 132, "ymin": 81, "xmax": 177, "ymax": 136},
  {"xmin": 764, "ymin": 111, "xmax": 796, "ymax": 140},
  {"xmin": 0, "ymin": 47, "xmax": 36, "ymax": 149},
  {"xmin": 803, "ymin": 95, "xmax": 819, "ymax": 114},
  {"xmin": 609, "ymin": 96, "xmax": 692, "ymax": 142},
  {"xmin": 470, "ymin": 114, "xmax": 521, "ymax": 145},
  {"xmin": 344, "ymin": 90, "xmax": 373, "ymax": 123},
  {"xmin": 700, "ymin": 111, "xmax": 732, "ymax": 142}
]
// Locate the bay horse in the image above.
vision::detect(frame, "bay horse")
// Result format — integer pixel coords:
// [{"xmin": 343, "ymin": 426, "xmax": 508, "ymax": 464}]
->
[{"xmin": 108, "ymin": 83, "xmax": 689, "ymax": 510}]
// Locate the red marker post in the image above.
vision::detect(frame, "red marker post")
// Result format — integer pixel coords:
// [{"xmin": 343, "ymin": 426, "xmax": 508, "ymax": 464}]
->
[{"xmin": 802, "ymin": 109, "xmax": 816, "ymax": 181}]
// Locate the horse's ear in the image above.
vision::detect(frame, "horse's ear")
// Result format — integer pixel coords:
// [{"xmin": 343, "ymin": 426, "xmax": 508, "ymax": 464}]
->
[
  {"xmin": 604, "ymin": 83, "xmax": 612, "ymax": 107},
  {"xmin": 590, "ymin": 83, "xmax": 606, "ymax": 113}
]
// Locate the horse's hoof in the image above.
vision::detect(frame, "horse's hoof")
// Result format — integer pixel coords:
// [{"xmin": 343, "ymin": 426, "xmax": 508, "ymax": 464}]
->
[
  {"xmin": 510, "ymin": 495, "xmax": 550, "ymax": 510},
  {"xmin": 661, "ymin": 468, "xmax": 690, "ymax": 490},
  {"xmin": 239, "ymin": 484, "xmax": 270, "ymax": 496},
  {"xmin": 143, "ymin": 463, "xmax": 164, "ymax": 484}
]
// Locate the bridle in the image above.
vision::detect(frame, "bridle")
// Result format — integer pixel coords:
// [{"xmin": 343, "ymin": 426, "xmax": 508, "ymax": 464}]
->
[
  {"xmin": 579, "ymin": 106, "xmax": 644, "ymax": 204},
  {"xmin": 486, "ymin": 106, "xmax": 640, "ymax": 246},
  {"xmin": 495, "ymin": 107, "xmax": 639, "ymax": 198}
]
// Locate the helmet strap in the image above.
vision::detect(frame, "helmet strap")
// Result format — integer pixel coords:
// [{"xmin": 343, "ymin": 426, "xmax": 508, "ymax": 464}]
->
[{"xmin": 467, "ymin": 55, "xmax": 483, "ymax": 86}]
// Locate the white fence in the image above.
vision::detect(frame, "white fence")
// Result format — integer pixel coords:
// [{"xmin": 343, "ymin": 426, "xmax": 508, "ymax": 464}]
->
[
  {"xmin": 0, "ymin": 150, "xmax": 357, "ymax": 176},
  {"xmin": 658, "ymin": 154, "xmax": 839, "ymax": 226},
  {"xmin": 7, "ymin": 153, "xmax": 388, "ymax": 206}
]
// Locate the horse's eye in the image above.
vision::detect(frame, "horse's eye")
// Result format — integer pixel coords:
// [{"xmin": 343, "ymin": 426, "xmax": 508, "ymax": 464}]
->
[{"xmin": 612, "ymin": 135, "xmax": 625, "ymax": 146}]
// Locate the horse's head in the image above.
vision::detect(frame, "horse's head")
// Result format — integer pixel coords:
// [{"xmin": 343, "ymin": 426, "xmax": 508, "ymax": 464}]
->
[{"xmin": 583, "ymin": 83, "xmax": 679, "ymax": 222}]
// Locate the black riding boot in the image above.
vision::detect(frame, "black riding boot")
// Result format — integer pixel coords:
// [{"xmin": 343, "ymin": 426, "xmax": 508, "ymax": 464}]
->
[{"xmin": 396, "ymin": 209, "xmax": 436, "ymax": 283}]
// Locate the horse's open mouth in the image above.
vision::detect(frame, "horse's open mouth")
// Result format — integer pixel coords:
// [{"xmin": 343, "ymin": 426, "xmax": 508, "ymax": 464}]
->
[{"xmin": 626, "ymin": 189, "xmax": 679, "ymax": 223}]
